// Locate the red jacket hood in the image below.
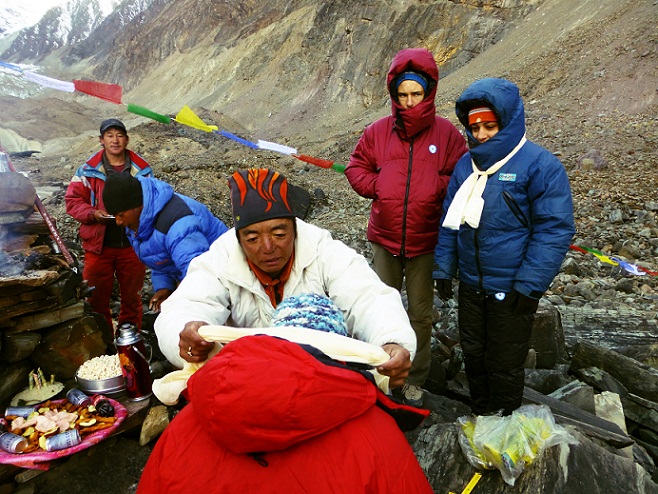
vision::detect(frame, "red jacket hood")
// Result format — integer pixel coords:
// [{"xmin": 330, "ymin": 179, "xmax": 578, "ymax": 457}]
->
[
  {"xmin": 387, "ymin": 48, "xmax": 439, "ymax": 139},
  {"xmin": 188, "ymin": 335, "xmax": 378, "ymax": 454}
]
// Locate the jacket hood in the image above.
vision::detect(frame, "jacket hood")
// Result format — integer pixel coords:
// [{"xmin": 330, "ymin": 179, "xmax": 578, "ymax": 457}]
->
[
  {"xmin": 135, "ymin": 177, "xmax": 175, "ymax": 239},
  {"xmin": 455, "ymin": 77, "xmax": 526, "ymax": 170},
  {"xmin": 387, "ymin": 48, "xmax": 439, "ymax": 139},
  {"xmin": 188, "ymin": 335, "xmax": 378, "ymax": 454}
]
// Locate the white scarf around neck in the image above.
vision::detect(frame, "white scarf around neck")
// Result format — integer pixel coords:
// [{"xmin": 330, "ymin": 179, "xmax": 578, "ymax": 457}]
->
[{"xmin": 443, "ymin": 135, "xmax": 527, "ymax": 230}]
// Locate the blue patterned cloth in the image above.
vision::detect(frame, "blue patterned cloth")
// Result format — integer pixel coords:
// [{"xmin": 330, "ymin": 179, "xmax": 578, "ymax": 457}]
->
[{"xmin": 273, "ymin": 294, "xmax": 348, "ymax": 336}]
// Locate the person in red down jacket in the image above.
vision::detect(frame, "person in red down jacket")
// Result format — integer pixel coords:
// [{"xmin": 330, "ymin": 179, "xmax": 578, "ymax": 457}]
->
[
  {"xmin": 137, "ymin": 295, "xmax": 433, "ymax": 494},
  {"xmin": 345, "ymin": 48, "xmax": 468, "ymax": 407},
  {"xmin": 65, "ymin": 118, "xmax": 152, "ymax": 332}
]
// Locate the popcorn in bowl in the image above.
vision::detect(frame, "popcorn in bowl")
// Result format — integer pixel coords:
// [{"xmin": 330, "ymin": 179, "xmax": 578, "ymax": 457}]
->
[
  {"xmin": 76, "ymin": 355, "xmax": 122, "ymax": 380},
  {"xmin": 76, "ymin": 355, "xmax": 126, "ymax": 397}
]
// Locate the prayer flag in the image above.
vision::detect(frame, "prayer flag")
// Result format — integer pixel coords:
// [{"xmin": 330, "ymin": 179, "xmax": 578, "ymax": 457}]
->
[
  {"xmin": 0, "ymin": 60, "xmax": 22, "ymax": 72},
  {"xmin": 23, "ymin": 71, "xmax": 75, "ymax": 92},
  {"xmin": 216, "ymin": 130, "xmax": 259, "ymax": 149},
  {"xmin": 174, "ymin": 105, "xmax": 218, "ymax": 132},
  {"xmin": 127, "ymin": 103, "xmax": 171, "ymax": 124},
  {"xmin": 73, "ymin": 79, "xmax": 122, "ymax": 104},
  {"xmin": 293, "ymin": 154, "xmax": 346, "ymax": 173},
  {"xmin": 569, "ymin": 245, "xmax": 588, "ymax": 254},
  {"xmin": 294, "ymin": 154, "xmax": 334, "ymax": 168},
  {"xmin": 611, "ymin": 258, "xmax": 646, "ymax": 276},
  {"xmin": 257, "ymin": 140, "xmax": 297, "ymax": 155},
  {"xmin": 590, "ymin": 251, "xmax": 617, "ymax": 266}
]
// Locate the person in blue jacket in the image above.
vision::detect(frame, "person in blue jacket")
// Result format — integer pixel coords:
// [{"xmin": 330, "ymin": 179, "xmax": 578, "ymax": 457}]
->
[
  {"xmin": 433, "ymin": 77, "xmax": 575, "ymax": 416},
  {"xmin": 102, "ymin": 173, "xmax": 229, "ymax": 312}
]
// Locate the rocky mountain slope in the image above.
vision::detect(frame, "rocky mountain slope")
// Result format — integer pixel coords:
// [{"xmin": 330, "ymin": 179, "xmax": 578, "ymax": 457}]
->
[{"xmin": 1, "ymin": 1, "xmax": 657, "ymax": 492}]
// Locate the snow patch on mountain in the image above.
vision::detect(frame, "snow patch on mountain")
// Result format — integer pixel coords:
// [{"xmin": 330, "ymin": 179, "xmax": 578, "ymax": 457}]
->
[{"xmin": 0, "ymin": 0, "xmax": 69, "ymax": 36}]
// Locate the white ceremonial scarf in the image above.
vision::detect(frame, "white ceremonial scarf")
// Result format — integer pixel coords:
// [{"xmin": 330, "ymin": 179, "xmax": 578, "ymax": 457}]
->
[
  {"xmin": 152, "ymin": 324, "xmax": 392, "ymax": 405},
  {"xmin": 443, "ymin": 135, "xmax": 527, "ymax": 230}
]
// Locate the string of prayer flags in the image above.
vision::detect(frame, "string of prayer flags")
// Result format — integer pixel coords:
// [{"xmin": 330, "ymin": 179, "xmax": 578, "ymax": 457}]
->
[
  {"xmin": 127, "ymin": 103, "xmax": 171, "ymax": 124},
  {"xmin": 257, "ymin": 140, "xmax": 297, "ymax": 155},
  {"xmin": 0, "ymin": 59, "xmax": 348, "ymax": 176},
  {"xmin": 293, "ymin": 154, "xmax": 346, "ymax": 173},
  {"xmin": 73, "ymin": 80, "xmax": 122, "ymax": 104},
  {"xmin": 216, "ymin": 130, "xmax": 259, "ymax": 149},
  {"xmin": 174, "ymin": 105, "xmax": 218, "ymax": 132},
  {"xmin": 569, "ymin": 244, "xmax": 656, "ymax": 276}
]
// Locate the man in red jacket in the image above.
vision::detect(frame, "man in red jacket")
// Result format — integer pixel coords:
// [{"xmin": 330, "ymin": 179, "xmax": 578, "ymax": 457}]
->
[
  {"xmin": 65, "ymin": 118, "xmax": 152, "ymax": 332},
  {"xmin": 346, "ymin": 48, "xmax": 468, "ymax": 406},
  {"xmin": 138, "ymin": 295, "xmax": 433, "ymax": 494}
]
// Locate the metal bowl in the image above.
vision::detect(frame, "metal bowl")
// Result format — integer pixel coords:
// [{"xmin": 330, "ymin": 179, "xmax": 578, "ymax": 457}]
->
[{"xmin": 75, "ymin": 373, "xmax": 126, "ymax": 398}]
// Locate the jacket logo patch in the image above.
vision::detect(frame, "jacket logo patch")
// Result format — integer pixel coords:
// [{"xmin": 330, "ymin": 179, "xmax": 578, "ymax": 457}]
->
[
  {"xmin": 428, "ymin": 144, "xmax": 437, "ymax": 154},
  {"xmin": 498, "ymin": 173, "xmax": 517, "ymax": 182}
]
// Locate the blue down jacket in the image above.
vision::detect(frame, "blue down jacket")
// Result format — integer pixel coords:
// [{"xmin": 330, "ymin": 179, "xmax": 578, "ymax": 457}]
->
[
  {"xmin": 128, "ymin": 177, "xmax": 228, "ymax": 291},
  {"xmin": 433, "ymin": 78, "xmax": 575, "ymax": 297}
]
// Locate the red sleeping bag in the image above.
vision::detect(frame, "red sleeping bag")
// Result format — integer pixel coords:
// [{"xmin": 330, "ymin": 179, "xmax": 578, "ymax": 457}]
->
[{"xmin": 137, "ymin": 334, "xmax": 433, "ymax": 493}]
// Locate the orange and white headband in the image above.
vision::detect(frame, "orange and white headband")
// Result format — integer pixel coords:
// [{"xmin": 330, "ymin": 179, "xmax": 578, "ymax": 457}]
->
[{"xmin": 468, "ymin": 106, "xmax": 497, "ymax": 125}]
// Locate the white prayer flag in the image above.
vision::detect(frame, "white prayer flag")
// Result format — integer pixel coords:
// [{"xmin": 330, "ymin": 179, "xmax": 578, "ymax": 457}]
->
[
  {"xmin": 23, "ymin": 71, "xmax": 75, "ymax": 93},
  {"xmin": 257, "ymin": 139, "xmax": 297, "ymax": 155}
]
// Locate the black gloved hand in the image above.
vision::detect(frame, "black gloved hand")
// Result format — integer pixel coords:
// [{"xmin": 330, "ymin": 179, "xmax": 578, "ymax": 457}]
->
[
  {"xmin": 435, "ymin": 279, "xmax": 454, "ymax": 300},
  {"xmin": 513, "ymin": 290, "xmax": 540, "ymax": 314}
]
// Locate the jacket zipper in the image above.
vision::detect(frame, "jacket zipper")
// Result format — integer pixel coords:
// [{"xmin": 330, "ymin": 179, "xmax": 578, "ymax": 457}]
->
[
  {"xmin": 474, "ymin": 229, "xmax": 484, "ymax": 290},
  {"xmin": 401, "ymin": 140, "xmax": 414, "ymax": 256},
  {"xmin": 502, "ymin": 190, "xmax": 529, "ymax": 229}
]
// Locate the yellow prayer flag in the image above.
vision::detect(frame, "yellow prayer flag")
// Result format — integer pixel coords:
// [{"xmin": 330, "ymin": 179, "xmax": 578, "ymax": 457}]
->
[
  {"xmin": 591, "ymin": 252, "xmax": 618, "ymax": 266},
  {"xmin": 174, "ymin": 105, "xmax": 218, "ymax": 132}
]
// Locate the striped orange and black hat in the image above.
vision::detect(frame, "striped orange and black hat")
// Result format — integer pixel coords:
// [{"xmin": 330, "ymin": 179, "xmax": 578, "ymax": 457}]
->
[{"xmin": 228, "ymin": 169, "xmax": 295, "ymax": 230}]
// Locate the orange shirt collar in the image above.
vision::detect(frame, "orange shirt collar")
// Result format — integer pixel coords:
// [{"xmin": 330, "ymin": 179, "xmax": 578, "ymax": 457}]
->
[{"xmin": 247, "ymin": 252, "xmax": 295, "ymax": 307}]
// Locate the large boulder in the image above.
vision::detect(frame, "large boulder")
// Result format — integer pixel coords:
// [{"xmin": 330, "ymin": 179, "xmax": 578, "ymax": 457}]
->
[
  {"xmin": 0, "ymin": 171, "xmax": 36, "ymax": 213},
  {"xmin": 411, "ymin": 420, "xmax": 658, "ymax": 493},
  {"xmin": 30, "ymin": 315, "xmax": 107, "ymax": 378}
]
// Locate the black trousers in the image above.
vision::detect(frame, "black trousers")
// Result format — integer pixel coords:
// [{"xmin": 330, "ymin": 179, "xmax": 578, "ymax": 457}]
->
[{"xmin": 458, "ymin": 283, "xmax": 536, "ymax": 415}]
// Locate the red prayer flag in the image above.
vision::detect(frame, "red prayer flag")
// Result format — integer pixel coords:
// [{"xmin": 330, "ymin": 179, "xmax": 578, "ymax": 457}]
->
[
  {"xmin": 569, "ymin": 245, "xmax": 588, "ymax": 254},
  {"xmin": 73, "ymin": 79, "xmax": 123, "ymax": 104},
  {"xmin": 293, "ymin": 154, "xmax": 334, "ymax": 169}
]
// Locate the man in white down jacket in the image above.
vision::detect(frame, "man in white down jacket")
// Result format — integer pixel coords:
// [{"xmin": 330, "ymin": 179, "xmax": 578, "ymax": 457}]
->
[{"xmin": 154, "ymin": 168, "xmax": 417, "ymax": 388}]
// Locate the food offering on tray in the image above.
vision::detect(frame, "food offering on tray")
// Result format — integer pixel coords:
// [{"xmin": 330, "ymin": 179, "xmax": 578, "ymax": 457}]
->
[
  {"xmin": 10, "ymin": 368, "xmax": 64, "ymax": 406},
  {"xmin": 1, "ymin": 394, "xmax": 117, "ymax": 454}
]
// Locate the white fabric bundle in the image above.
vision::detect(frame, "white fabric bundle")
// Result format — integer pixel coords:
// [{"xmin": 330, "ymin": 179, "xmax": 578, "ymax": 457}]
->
[{"xmin": 152, "ymin": 325, "xmax": 391, "ymax": 405}]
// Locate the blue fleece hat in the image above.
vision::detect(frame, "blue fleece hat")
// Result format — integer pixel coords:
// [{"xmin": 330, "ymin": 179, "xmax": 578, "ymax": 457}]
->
[
  {"xmin": 272, "ymin": 293, "xmax": 348, "ymax": 336},
  {"xmin": 395, "ymin": 71, "xmax": 428, "ymax": 92}
]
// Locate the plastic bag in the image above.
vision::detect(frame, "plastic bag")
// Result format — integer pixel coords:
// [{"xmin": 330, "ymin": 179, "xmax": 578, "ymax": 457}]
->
[{"xmin": 457, "ymin": 404, "xmax": 578, "ymax": 486}]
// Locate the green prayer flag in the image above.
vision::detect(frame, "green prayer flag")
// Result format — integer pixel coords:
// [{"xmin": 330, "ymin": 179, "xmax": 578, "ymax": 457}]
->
[
  {"xmin": 127, "ymin": 103, "xmax": 171, "ymax": 124},
  {"xmin": 331, "ymin": 163, "xmax": 346, "ymax": 173}
]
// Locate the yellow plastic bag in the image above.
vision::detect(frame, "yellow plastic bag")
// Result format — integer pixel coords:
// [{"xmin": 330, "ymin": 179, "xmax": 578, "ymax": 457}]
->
[{"xmin": 458, "ymin": 404, "xmax": 578, "ymax": 486}]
